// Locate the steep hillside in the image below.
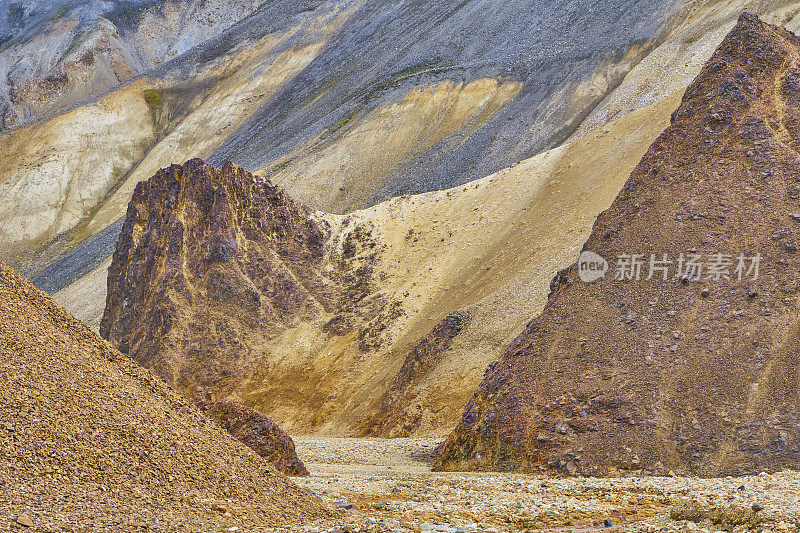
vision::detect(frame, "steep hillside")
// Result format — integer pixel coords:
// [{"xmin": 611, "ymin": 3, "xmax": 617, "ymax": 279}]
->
[
  {"xmin": 436, "ymin": 13, "xmax": 800, "ymax": 476},
  {"xmin": 0, "ymin": 0, "xmax": 264, "ymax": 130},
  {"xmin": 0, "ymin": 260, "xmax": 328, "ymax": 529},
  {"xmin": 9, "ymin": 0, "xmax": 797, "ymax": 279},
  {"xmin": 4, "ymin": 1, "xmax": 796, "ymax": 303},
  {"xmin": 8, "ymin": 1, "xmax": 800, "ymax": 442},
  {"xmin": 98, "ymin": 94, "xmax": 672, "ymax": 436}
]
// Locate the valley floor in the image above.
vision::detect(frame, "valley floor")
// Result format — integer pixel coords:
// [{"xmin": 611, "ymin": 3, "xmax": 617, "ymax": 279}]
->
[{"xmin": 287, "ymin": 438, "xmax": 800, "ymax": 533}]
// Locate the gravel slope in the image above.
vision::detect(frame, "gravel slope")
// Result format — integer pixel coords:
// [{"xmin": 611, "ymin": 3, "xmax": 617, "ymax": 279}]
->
[{"xmin": 0, "ymin": 260, "xmax": 330, "ymax": 530}]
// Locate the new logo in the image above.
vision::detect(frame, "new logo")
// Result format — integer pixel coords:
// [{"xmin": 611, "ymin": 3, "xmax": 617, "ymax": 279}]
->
[{"xmin": 578, "ymin": 251, "xmax": 608, "ymax": 283}]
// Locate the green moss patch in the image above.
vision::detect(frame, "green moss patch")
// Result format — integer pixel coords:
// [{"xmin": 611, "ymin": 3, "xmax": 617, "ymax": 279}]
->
[{"xmin": 143, "ymin": 89, "xmax": 164, "ymax": 127}]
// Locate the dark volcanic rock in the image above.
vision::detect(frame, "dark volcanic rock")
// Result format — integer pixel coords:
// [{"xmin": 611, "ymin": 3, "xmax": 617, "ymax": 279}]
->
[
  {"xmin": 197, "ymin": 401, "xmax": 309, "ymax": 476},
  {"xmin": 100, "ymin": 158, "xmax": 382, "ymax": 399},
  {"xmin": 371, "ymin": 311, "xmax": 471, "ymax": 437},
  {"xmin": 101, "ymin": 158, "xmax": 326, "ymax": 396},
  {"xmin": 436, "ymin": 14, "xmax": 800, "ymax": 476}
]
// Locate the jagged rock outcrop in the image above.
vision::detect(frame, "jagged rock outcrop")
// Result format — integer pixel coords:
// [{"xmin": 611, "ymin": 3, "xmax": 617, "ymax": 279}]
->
[
  {"xmin": 0, "ymin": 260, "xmax": 328, "ymax": 530},
  {"xmin": 100, "ymin": 158, "xmax": 384, "ymax": 400},
  {"xmin": 197, "ymin": 401, "xmax": 309, "ymax": 476},
  {"xmin": 436, "ymin": 13, "xmax": 800, "ymax": 476}
]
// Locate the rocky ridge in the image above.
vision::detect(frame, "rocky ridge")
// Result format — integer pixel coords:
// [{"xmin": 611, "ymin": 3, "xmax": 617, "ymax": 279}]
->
[
  {"xmin": 436, "ymin": 13, "xmax": 800, "ymax": 476},
  {"xmin": 370, "ymin": 311, "xmax": 472, "ymax": 437},
  {"xmin": 197, "ymin": 400, "xmax": 310, "ymax": 476}
]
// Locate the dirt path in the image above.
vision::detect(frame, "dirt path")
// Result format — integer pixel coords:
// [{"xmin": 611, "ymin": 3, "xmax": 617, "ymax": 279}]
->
[{"xmin": 288, "ymin": 438, "xmax": 800, "ymax": 533}]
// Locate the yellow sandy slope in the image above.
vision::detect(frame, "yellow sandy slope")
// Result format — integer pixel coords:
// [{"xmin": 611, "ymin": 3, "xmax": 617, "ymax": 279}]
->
[
  {"xmin": 234, "ymin": 91, "xmax": 681, "ymax": 436},
  {"xmin": 0, "ymin": 81, "xmax": 155, "ymax": 260}
]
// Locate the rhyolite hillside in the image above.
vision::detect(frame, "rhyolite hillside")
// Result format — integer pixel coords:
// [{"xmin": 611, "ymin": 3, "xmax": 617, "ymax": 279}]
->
[
  {"xmin": 7, "ymin": 0, "xmax": 799, "ymax": 287},
  {"xmin": 7, "ymin": 0, "xmax": 800, "ymax": 442},
  {"xmin": 436, "ymin": 13, "xmax": 800, "ymax": 476}
]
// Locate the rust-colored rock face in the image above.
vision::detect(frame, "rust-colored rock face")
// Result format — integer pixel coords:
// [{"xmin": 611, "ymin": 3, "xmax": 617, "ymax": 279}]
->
[
  {"xmin": 436, "ymin": 14, "xmax": 800, "ymax": 476},
  {"xmin": 100, "ymin": 158, "xmax": 380, "ymax": 399},
  {"xmin": 197, "ymin": 401, "xmax": 309, "ymax": 476},
  {"xmin": 100, "ymin": 158, "xmax": 399, "ymax": 445}
]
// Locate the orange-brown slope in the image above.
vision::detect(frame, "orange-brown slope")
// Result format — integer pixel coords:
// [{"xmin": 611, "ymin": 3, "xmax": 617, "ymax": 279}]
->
[
  {"xmin": 0, "ymin": 260, "xmax": 328, "ymax": 530},
  {"xmin": 436, "ymin": 13, "xmax": 800, "ymax": 477}
]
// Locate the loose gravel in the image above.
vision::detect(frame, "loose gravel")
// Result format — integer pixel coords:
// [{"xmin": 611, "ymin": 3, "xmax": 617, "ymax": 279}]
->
[{"xmin": 285, "ymin": 438, "xmax": 800, "ymax": 533}]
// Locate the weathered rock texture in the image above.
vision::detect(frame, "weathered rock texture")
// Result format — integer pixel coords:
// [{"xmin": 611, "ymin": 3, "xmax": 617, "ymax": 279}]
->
[
  {"xmin": 197, "ymin": 400, "xmax": 310, "ymax": 476},
  {"xmin": 0, "ymin": 260, "xmax": 328, "ymax": 530},
  {"xmin": 436, "ymin": 14, "xmax": 800, "ymax": 476},
  {"xmin": 100, "ymin": 159, "xmax": 390, "ymax": 418},
  {"xmin": 371, "ymin": 311, "xmax": 471, "ymax": 437},
  {"xmin": 100, "ymin": 158, "xmax": 383, "ymax": 394}
]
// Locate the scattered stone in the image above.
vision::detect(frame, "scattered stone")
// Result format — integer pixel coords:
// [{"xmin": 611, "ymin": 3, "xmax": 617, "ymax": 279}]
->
[
  {"xmin": 671, "ymin": 499, "xmax": 762, "ymax": 527},
  {"xmin": 334, "ymin": 502, "xmax": 360, "ymax": 510},
  {"xmin": 0, "ymin": 261, "xmax": 329, "ymax": 530},
  {"xmin": 15, "ymin": 515, "xmax": 34, "ymax": 528}
]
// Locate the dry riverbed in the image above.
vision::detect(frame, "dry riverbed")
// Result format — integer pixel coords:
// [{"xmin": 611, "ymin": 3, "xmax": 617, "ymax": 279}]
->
[{"xmin": 282, "ymin": 438, "xmax": 800, "ymax": 533}]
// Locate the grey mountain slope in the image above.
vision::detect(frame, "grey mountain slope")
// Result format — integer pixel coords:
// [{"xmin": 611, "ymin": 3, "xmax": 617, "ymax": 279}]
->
[
  {"xmin": 209, "ymin": 0, "xmax": 680, "ymax": 210},
  {"xmin": 7, "ymin": 1, "xmax": 800, "ymax": 307},
  {"xmin": 5, "ymin": 0, "xmax": 687, "ymax": 291},
  {"xmin": 0, "ymin": 0, "xmax": 265, "ymax": 130}
]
